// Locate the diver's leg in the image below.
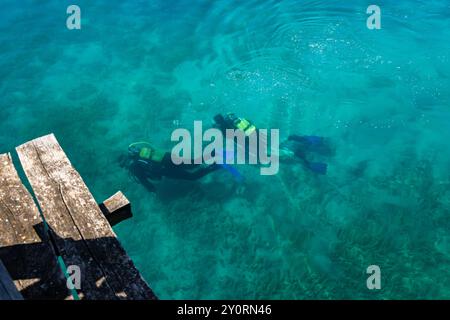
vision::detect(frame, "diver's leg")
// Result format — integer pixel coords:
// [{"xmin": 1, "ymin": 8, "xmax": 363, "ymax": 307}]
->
[
  {"xmin": 288, "ymin": 135, "xmax": 324, "ymax": 146},
  {"xmin": 287, "ymin": 145, "xmax": 328, "ymax": 175},
  {"xmin": 296, "ymin": 153, "xmax": 328, "ymax": 175},
  {"xmin": 288, "ymin": 135, "xmax": 334, "ymax": 156}
]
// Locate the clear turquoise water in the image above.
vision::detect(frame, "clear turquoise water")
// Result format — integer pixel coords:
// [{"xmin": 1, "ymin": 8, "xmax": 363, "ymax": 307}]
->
[{"xmin": 1, "ymin": 0, "xmax": 449, "ymax": 299}]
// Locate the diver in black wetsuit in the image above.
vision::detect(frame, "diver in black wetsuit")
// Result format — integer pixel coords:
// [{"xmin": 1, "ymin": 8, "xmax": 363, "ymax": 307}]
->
[
  {"xmin": 119, "ymin": 142, "xmax": 220, "ymax": 191},
  {"xmin": 213, "ymin": 113, "xmax": 331, "ymax": 174}
]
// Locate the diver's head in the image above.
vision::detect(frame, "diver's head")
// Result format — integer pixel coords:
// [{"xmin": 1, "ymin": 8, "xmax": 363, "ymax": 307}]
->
[
  {"xmin": 221, "ymin": 113, "xmax": 237, "ymax": 126},
  {"xmin": 213, "ymin": 114, "xmax": 226, "ymax": 128},
  {"xmin": 127, "ymin": 144, "xmax": 141, "ymax": 160},
  {"xmin": 118, "ymin": 142, "xmax": 152, "ymax": 168},
  {"xmin": 127, "ymin": 141, "xmax": 156, "ymax": 162},
  {"xmin": 214, "ymin": 113, "xmax": 239, "ymax": 130}
]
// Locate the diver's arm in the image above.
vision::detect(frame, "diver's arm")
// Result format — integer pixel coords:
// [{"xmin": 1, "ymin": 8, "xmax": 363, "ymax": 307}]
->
[
  {"xmin": 277, "ymin": 148, "xmax": 300, "ymax": 164},
  {"xmin": 276, "ymin": 140, "xmax": 302, "ymax": 164},
  {"xmin": 127, "ymin": 161, "xmax": 157, "ymax": 191},
  {"xmin": 135, "ymin": 173, "xmax": 157, "ymax": 192}
]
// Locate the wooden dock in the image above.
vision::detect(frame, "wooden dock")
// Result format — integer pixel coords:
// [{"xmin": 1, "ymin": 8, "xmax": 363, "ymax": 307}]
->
[{"xmin": 0, "ymin": 134, "xmax": 157, "ymax": 300}]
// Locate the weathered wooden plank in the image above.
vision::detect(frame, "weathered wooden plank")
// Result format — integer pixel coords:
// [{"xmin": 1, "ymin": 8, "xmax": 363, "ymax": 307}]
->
[
  {"xmin": 16, "ymin": 141, "xmax": 112, "ymax": 300},
  {"xmin": 99, "ymin": 191, "xmax": 133, "ymax": 226},
  {"xmin": 0, "ymin": 153, "xmax": 68, "ymax": 299},
  {"xmin": 0, "ymin": 259, "xmax": 23, "ymax": 300},
  {"xmin": 16, "ymin": 134, "xmax": 156, "ymax": 300}
]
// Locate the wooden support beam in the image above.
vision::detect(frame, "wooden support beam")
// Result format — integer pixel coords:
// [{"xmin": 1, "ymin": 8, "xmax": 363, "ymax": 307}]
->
[
  {"xmin": 16, "ymin": 134, "xmax": 156, "ymax": 300},
  {"xmin": 99, "ymin": 191, "xmax": 133, "ymax": 227},
  {"xmin": 0, "ymin": 153, "xmax": 68, "ymax": 299}
]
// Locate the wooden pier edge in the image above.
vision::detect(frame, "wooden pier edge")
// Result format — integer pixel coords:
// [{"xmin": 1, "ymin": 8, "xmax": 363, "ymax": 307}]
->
[
  {"xmin": 100, "ymin": 191, "xmax": 133, "ymax": 227},
  {"xmin": 0, "ymin": 152, "xmax": 68, "ymax": 299},
  {"xmin": 0, "ymin": 134, "xmax": 157, "ymax": 300}
]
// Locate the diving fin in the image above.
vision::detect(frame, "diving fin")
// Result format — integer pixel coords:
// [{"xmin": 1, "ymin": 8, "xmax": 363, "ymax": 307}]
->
[
  {"xmin": 302, "ymin": 135, "xmax": 324, "ymax": 146},
  {"xmin": 221, "ymin": 163, "xmax": 245, "ymax": 182},
  {"xmin": 220, "ymin": 149, "xmax": 245, "ymax": 182},
  {"xmin": 306, "ymin": 161, "xmax": 328, "ymax": 175},
  {"xmin": 288, "ymin": 135, "xmax": 324, "ymax": 146}
]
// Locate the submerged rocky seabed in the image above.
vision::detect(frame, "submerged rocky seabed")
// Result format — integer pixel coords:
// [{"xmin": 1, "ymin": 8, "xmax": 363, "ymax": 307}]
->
[{"xmin": 0, "ymin": 0, "xmax": 449, "ymax": 298}]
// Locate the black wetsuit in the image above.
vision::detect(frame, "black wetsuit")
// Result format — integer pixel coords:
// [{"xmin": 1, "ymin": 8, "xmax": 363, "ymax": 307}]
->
[
  {"xmin": 213, "ymin": 114, "xmax": 330, "ymax": 174},
  {"xmin": 129, "ymin": 152, "xmax": 220, "ymax": 188}
]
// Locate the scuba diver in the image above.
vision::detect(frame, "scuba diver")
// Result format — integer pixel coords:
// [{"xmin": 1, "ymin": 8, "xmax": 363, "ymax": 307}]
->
[
  {"xmin": 119, "ymin": 142, "xmax": 220, "ymax": 191},
  {"xmin": 213, "ymin": 112, "xmax": 330, "ymax": 175}
]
